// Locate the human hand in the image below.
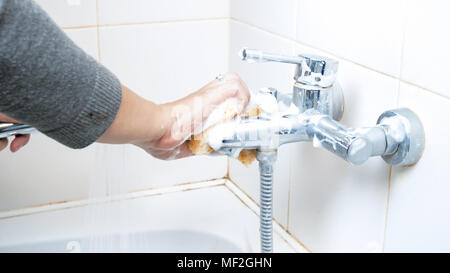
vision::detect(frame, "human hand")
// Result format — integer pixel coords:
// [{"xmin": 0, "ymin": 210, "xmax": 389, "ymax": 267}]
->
[
  {"xmin": 0, "ymin": 113, "xmax": 31, "ymax": 152},
  {"xmin": 138, "ymin": 72, "xmax": 251, "ymax": 159},
  {"xmin": 98, "ymin": 73, "xmax": 250, "ymax": 160}
]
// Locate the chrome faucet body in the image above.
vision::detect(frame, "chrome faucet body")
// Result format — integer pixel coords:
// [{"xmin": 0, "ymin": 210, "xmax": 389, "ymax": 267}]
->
[
  {"xmin": 210, "ymin": 106, "xmax": 424, "ymax": 166},
  {"xmin": 209, "ymin": 48, "xmax": 425, "ymax": 253},
  {"xmin": 209, "ymin": 48, "xmax": 425, "ymax": 167}
]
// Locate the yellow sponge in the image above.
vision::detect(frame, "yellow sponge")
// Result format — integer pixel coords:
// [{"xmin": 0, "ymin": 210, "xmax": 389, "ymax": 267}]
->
[{"xmin": 187, "ymin": 107, "xmax": 261, "ymax": 166}]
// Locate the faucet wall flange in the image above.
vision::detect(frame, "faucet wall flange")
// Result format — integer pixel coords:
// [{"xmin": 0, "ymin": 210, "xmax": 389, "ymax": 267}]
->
[{"xmin": 377, "ymin": 108, "xmax": 425, "ymax": 166}]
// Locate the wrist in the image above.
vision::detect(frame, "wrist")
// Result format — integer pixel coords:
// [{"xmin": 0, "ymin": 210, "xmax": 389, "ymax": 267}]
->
[
  {"xmin": 152, "ymin": 100, "xmax": 187, "ymax": 149},
  {"xmin": 99, "ymin": 86, "xmax": 167, "ymax": 146}
]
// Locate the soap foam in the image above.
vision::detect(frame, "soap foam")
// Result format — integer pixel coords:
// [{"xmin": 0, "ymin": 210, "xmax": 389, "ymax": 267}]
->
[{"xmin": 194, "ymin": 98, "xmax": 239, "ymax": 135}]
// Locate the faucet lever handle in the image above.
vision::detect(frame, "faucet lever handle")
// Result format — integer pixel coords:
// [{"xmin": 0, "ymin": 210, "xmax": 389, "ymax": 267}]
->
[
  {"xmin": 239, "ymin": 47, "xmax": 339, "ymax": 88},
  {"xmin": 240, "ymin": 48, "xmax": 304, "ymax": 64}
]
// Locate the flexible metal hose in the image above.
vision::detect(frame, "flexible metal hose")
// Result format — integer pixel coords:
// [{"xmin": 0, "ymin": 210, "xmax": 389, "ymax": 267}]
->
[{"xmin": 257, "ymin": 150, "xmax": 277, "ymax": 253}]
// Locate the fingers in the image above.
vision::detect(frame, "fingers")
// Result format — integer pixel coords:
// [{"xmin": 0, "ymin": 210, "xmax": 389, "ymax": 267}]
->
[
  {"xmin": 218, "ymin": 72, "xmax": 251, "ymax": 111},
  {"xmin": 150, "ymin": 72, "xmax": 250, "ymax": 159},
  {"xmin": 0, "ymin": 113, "xmax": 20, "ymax": 123},
  {"xmin": 0, "ymin": 113, "xmax": 26, "ymax": 152},
  {"xmin": 10, "ymin": 134, "xmax": 30, "ymax": 153},
  {"xmin": 145, "ymin": 142, "xmax": 193, "ymax": 160},
  {"xmin": 172, "ymin": 142, "xmax": 193, "ymax": 159},
  {"xmin": 0, "ymin": 135, "xmax": 30, "ymax": 153},
  {"xmin": 0, "ymin": 138, "xmax": 8, "ymax": 152},
  {"xmin": 224, "ymin": 72, "xmax": 251, "ymax": 112},
  {"xmin": 201, "ymin": 72, "xmax": 251, "ymax": 117}
]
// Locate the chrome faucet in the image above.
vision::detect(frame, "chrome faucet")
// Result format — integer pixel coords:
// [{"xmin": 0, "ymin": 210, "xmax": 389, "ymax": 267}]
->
[
  {"xmin": 210, "ymin": 48, "xmax": 425, "ymax": 167},
  {"xmin": 208, "ymin": 48, "xmax": 425, "ymax": 253}
]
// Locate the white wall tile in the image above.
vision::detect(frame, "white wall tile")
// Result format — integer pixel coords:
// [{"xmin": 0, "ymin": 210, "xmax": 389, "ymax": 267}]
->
[
  {"xmin": 401, "ymin": 0, "xmax": 450, "ymax": 98},
  {"xmin": 230, "ymin": 21, "xmax": 295, "ymax": 96},
  {"xmin": 98, "ymin": 0, "xmax": 230, "ymax": 25},
  {"xmin": 99, "ymin": 20, "xmax": 229, "ymax": 103},
  {"xmin": 35, "ymin": 0, "xmax": 97, "ymax": 28},
  {"xmin": 65, "ymin": 28, "xmax": 99, "ymax": 60},
  {"xmin": 384, "ymin": 83, "xmax": 450, "ymax": 252},
  {"xmin": 230, "ymin": 0, "xmax": 297, "ymax": 39},
  {"xmin": 0, "ymin": 134, "xmax": 94, "ymax": 211},
  {"xmin": 229, "ymin": 21, "xmax": 296, "ymax": 227},
  {"xmin": 126, "ymin": 147, "xmax": 227, "ymax": 191},
  {"xmin": 0, "ymin": 26, "xmax": 102, "ymax": 211},
  {"xmin": 99, "ymin": 21, "xmax": 229, "ymax": 190},
  {"xmin": 288, "ymin": 50, "xmax": 398, "ymax": 252},
  {"xmin": 296, "ymin": 0, "xmax": 405, "ymax": 77}
]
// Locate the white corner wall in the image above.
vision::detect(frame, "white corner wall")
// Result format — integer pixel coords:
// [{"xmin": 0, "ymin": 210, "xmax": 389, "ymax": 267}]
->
[{"xmin": 229, "ymin": 0, "xmax": 450, "ymax": 252}]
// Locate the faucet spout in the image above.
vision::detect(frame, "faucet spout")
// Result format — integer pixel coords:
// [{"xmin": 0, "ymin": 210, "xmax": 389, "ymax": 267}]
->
[{"xmin": 206, "ymin": 112, "xmax": 312, "ymax": 153}]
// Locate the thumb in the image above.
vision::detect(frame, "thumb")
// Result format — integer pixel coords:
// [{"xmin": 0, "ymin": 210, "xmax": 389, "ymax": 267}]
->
[
  {"xmin": 0, "ymin": 113, "xmax": 20, "ymax": 123},
  {"xmin": 0, "ymin": 138, "xmax": 8, "ymax": 151}
]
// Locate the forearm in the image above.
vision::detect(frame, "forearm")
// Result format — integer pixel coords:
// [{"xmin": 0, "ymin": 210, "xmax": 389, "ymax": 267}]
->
[
  {"xmin": 98, "ymin": 85, "xmax": 206, "ymax": 156},
  {"xmin": 0, "ymin": 0, "xmax": 121, "ymax": 149},
  {"xmin": 0, "ymin": 0, "xmax": 250, "ymax": 156},
  {"xmin": 98, "ymin": 86, "xmax": 171, "ymax": 146}
]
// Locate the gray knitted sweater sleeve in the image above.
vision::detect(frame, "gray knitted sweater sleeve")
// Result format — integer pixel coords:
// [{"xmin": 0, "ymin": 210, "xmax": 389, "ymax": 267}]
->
[{"xmin": 0, "ymin": 0, "xmax": 122, "ymax": 149}]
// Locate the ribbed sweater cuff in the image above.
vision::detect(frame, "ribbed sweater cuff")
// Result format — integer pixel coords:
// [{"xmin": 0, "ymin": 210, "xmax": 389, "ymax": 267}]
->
[{"xmin": 50, "ymin": 66, "xmax": 122, "ymax": 149}]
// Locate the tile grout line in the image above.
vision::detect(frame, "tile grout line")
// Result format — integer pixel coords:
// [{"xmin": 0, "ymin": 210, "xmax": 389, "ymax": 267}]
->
[
  {"xmin": 396, "ymin": 0, "xmax": 408, "ymax": 107},
  {"xmin": 95, "ymin": 0, "xmax": 102, "ymax": 63},
  {"xmin": 62, "ymin": 25, "xmax": 97, "ymax": 30},
  {"xmin": 226, "ymin": 174, "xmax": 259, "ymax": 206},
  {"xmin": 286, "ymin": 0, "xmax": 300, "ymax": 232},
  {"xmin": 0, "ymin": 178, "xmax": 226, "ymax": 218},
  {"xmin": 225, "ymin": 15, "xmax": 232, "ymax": 179},
  {"xmin": 62, "ymin": 17, "xmax": 230, "ymax": 31},
  {"xmin": 226, "ymin": 157, "xmax": 230, "ymax": 179},
  {"xmin": 229, "ymin": 17, "xmax": 450, "ymax": 102},
  {"xmin": 101, "ymin": 17, "xmax": 229, "ymax": 29},
  {"xmin": 227, "ymin": 17, "xmax": 232, "ymax": 71},
  {"xmin": 286, "ymin": 149, "xmax": 293, "ymax": 230},
  {"xmin": 0, "ymin": 181, "xmax": 226, "ymax": 221},
  {"xmin": 382, "ymin": 0, "xmax": 408, "ymax": 252},
  {"xmin": 382, "ymin": 166, "xmax": 393, "ymax": 252}
]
